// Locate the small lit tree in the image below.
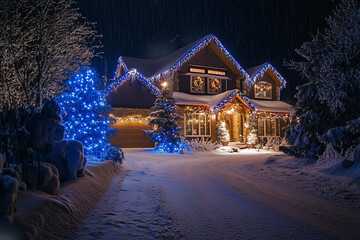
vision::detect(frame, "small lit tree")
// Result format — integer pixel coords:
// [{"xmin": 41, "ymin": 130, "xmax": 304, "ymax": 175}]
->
[
  {"xmin": 145, "ymin": 83, "xmax": 182, "ymax": 153},
  {"xmin": 246, "ymin": 114, "xmax": 258, "ymax": 146},
  {"xmin": 216, "ymin": 121, "xmax": 230, "ymax": 145},
  {"xmin": 56, "ymin": 67, "xmax": 123, "ymax": 161}
]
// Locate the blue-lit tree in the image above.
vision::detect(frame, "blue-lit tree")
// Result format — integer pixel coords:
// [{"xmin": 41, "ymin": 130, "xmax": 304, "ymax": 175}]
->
[
  {"xmin": 145, "ymin": 83, "xmax": 182, "ymax": 153},
  {"xmin": 56, "ymin": 67, "xmax": 123, "ymax": 162}
]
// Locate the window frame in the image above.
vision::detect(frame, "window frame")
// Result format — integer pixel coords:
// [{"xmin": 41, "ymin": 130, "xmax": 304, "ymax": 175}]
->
[
  {"xmin": 184, "ymin": 112, "xmax": 211, "ymax": 137},
  {"xmin": 257, "ymin": 117, "xmax": 280, "ymax": 137},
  {"xmin": 207, "ymin": 77, "xmax": 222, "ymax": 94},
  {"xmin": 190, "ymin": 75, "xmax": 206, "ymax": 93},
  {"xmin": 254, "ymin": 81, "xmax": 273, "ymax": 99}
]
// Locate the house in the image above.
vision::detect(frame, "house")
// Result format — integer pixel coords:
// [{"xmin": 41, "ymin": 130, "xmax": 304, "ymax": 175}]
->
[{"xmin": 105, "ymin": 35, "xmax": 293, "ymax": 148}]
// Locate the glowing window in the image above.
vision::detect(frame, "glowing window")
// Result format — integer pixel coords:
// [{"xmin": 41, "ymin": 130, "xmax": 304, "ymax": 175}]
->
[
  {"xmin": 208, "ymin": 78, "xmax": 221, "ymax": 94},
  {"xmin": 190, "ymin": 68, "xmax": 205, "ymax": 74},
  {"xmin": 258, "ymin": 118, "xmax": 280, "ymax": 136},
  {"xmin": 254, "ymin": 81, "xmax": 272, "ymax": 99},
  {"xmin": 185, "ymin": 112, "xmax": 211, "ymax": 136},
  {"xmin": 208, "ymin": 70, "xmax": 226, "ymax": 76},
  {"xmin": 191, "ymin": 76, "xmax": 206, "ymax": 93}
]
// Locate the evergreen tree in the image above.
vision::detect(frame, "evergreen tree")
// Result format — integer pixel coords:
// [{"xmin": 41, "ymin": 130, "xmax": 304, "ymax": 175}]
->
[
  {"xmin": 56, "ymin": 67, "xmax": 123, "ymax": 162},
  {"xmin": 145, "ymin": 84, "xmax": 182, "ymax": 153},
  {"xmin": 285, "ymin": 0, "xmax": 360, "ymax": 158}
]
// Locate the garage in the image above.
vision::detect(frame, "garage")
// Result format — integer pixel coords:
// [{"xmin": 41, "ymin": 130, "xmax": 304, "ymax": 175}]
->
[{"xmin": 110, "ymin": 121, "xmax": 154, "ymax": 148}]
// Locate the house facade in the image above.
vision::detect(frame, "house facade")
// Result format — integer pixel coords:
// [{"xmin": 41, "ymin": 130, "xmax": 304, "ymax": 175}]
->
[{"xmin": 105, "ymin": 35, "xmax": 293, "ymax": 148}]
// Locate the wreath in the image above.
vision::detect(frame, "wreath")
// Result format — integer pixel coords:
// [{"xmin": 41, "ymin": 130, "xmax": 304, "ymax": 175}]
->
[
  {"xmin": 194, "ymin": 76, "xmax": 204, "ymax": 89},
  {"xmin": 210, "ymin": 78, "xmax": 220, "ymax": 90}
]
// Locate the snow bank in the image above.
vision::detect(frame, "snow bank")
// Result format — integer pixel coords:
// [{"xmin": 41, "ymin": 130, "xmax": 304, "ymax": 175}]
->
[{"xmin": 9, "ymin": 161, "xmax": 121, "ymax": 240}]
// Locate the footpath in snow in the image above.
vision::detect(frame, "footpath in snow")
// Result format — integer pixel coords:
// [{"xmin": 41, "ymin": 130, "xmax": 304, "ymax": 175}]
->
[{"xmin": 72, "ymin": 148, "xmax": 360, "ymax": 240}]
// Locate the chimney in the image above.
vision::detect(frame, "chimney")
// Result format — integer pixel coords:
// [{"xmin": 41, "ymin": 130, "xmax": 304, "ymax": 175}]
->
[{"xmin": 169, "ymin": 34, "xmax": 185, "ymax": 52}]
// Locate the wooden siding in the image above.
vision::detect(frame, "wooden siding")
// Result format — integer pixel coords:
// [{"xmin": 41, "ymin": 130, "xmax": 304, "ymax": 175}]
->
[{"xmin": 176, "ymin": 46, "xmax": 237, "ymax": 94}]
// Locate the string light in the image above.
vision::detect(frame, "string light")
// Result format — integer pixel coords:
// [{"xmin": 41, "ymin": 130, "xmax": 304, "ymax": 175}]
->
[
  {"xmin": 56, "ymin": 68, "xmax": 117, "ymax": 158},
  {"xmin": 251, "ymin": 63, "xmax": 286, "ymax": 88},
  {"xmin": 113, "ymin": 114, "xmax": 150, "ymax": 123},
  {"xmin": 213, "ymin": 90, "xmax": 257, "ymax": 112},
  {"xmin": 104, "ymin": 69, "xmax": 160, "ymax": 96}
]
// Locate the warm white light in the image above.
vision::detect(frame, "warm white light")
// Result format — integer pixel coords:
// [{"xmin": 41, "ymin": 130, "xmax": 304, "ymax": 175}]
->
[{"xmin": 161, "ymin": 82, "xmax": 168, "ymax": 88}]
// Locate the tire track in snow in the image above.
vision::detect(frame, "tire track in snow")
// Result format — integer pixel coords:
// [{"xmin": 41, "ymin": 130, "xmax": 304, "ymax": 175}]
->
[{"xmin": 72, "ymin": 163, "xmax": 182, "ymax": 240}]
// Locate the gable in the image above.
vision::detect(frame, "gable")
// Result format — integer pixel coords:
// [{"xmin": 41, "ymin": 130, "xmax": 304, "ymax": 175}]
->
[
  {"xmin": 106, "ymin": 77, "xmax": 157, "ymax": 108},
  {"xmin": 114, "ymin": 35, "xmax": 249, "ymax": 81}
]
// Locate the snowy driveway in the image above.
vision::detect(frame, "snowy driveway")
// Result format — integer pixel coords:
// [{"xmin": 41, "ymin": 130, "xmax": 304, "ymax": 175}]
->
[{"xmin": 73, "ymin": 149, "xmax": 359, "ymax": 240}]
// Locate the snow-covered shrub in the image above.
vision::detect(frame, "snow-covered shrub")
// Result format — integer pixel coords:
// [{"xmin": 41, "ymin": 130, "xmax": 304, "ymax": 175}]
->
[
  {"xmin": 41, "ymin": 99, "xmax": 61, "ymax": 122},
  {"xmin": 22, "ymin": 162, "xmax": 60, "ymax": 195},
  {"xmin": 216, "ymin": 146, "xmax": 241, "ymax": 153},
  {"xmin": 189, "ymin": 138, "xmax": 219, "ymax": 152},
  {"xmin": 317, "ymin": 144, "xmax": 344, "ymax": 166},
  {"xmin": 350, "ymin": 144, "xmax": 360, "ymax": 163},
  {"xmin": 104, "ymin": 147, "xmax": 124, "ymax": 163},
  {"xmin": 27, "ymin": 113, "xmax": 64, "ymax": 151},
  {"xmin": 179, "ymin": 137, "xmax": 191, "ymax": 152},
  {"xmin": 216, "ymin": 121, "xmax": 230, "ymax": 144},
  {"xmin": 263, "ymin": 137, "xmax": 282, "ymax": 151},
  {"xmin": 321, "ymin": 117, "xmax": 360, "ymax": 154},
  {"xmin": 46, "ymin": 140, "xmax": 87, "ymax": 182},
  {"xmin": 0, "ymin": 175, "xmax": 18, "ymax": 222}
]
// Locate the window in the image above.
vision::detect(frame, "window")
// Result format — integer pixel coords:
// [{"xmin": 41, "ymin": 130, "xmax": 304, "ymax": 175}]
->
[
  {"xmin": 185, "ymin": 112, "xmax": 211, "ymax": 136},
  {"xmin": 191, "ymin": 76, "xmax": 206, "ymax": 93},
  {"xmin": 190, "ymin": 68, "xmax": 205, "ymax": 74},
  {"xmin": 258, "ymin": 118, "xmax": 280, "ymax": 136},
  {"xmin": 254, "ymin": 81, "xmax": 272, "ymax": 99},
  {"xmin": 208, "ymin": 69, "xmax": 226, "ymax": 76},
  {"xmin": 208, "ymin": 77, "xmax": 221, "ymax": 94}
]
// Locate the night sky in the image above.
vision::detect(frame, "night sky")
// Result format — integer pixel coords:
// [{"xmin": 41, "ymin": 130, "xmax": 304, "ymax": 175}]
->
[{"xmin": 77, "ymin": 0, "xmax": 339, "ymax": 102}]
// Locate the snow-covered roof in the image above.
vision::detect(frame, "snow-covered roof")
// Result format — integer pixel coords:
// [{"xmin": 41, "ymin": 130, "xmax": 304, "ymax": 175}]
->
[
  {"xmin": 250, "ymin": 99, "xmax": 294, "ymax": 113},
  {"xmin": 246, "ymin": 63, "xmax": 286, "ymax": 87},
  {"xmin": 116, "ymin": 34, "xmax": 249, "ymax": 80},
  {"xmin": 173, "ymin": 89, "xmax": 256, "ymax": 111}
]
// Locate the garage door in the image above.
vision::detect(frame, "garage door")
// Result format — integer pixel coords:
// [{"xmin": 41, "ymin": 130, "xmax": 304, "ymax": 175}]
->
[{"xmin": 110, "ymin": 122, "xmax": 154, "ymax": 148}]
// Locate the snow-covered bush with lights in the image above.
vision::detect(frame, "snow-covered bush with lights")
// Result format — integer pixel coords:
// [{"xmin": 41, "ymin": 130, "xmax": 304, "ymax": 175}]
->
[
  {"xmin": 189, "ymin": 138, "xmax": 219, "ymax": 152},
  {"xmin": 216, "ymin": 121, "xmax": 230, "ymax": 144},
  {"xmin": 285, "ymin": 0, "xmax": 360, "ymax": 162},
  {"xmin": 145, "ymin": 85, "xmax": 182, "ymax": 153},
  {"xmin": 56, "ymin": 67, "xmax": 123, "ymax": 162},
  {"xmin": 246, "ymin": 114, "xmax": 258, "ymax": 146}
]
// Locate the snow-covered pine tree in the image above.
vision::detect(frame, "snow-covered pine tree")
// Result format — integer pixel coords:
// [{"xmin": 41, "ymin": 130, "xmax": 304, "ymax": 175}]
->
[
  {"xmin": 0, "ymin": 0, "xmax": 100, "ymax": 108},
  {"xmin": 145, "ymin": 84, "xmax": 182, "ymax": 153},
  {"xmin": 56, "ymin": 67, "xmax": 123, "ymax": 162},
  {"xmin": 216, "ymin": 121, "xmax": 230, "ymax": 144},
  {"xmin": 284, "ymin": 0, "xmax": 360, "ymax": 159}
]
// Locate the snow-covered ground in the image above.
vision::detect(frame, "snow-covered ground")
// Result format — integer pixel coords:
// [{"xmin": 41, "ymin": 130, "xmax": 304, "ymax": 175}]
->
[
  {"xmin": 7, "ymin": 161, "xmax": 121, "ymax": 240},
  {"xmin": 72, "ymin": 148, "xmax": 360, "ymax": 240}
]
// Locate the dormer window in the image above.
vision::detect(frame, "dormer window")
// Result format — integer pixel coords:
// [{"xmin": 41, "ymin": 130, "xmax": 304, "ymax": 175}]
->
[
  {"xmin": 191, "ymin": 76, "xmax": 206, "ymax": 93},
  {"xmin": 254, "ymin": 81, "xmax": 272, "ymax": 99}
]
